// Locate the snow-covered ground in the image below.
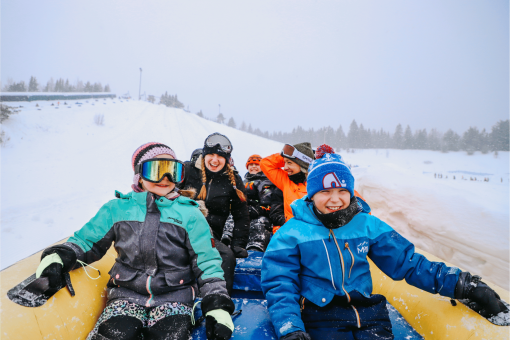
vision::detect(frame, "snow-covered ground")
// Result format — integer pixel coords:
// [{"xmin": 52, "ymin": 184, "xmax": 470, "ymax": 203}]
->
[
  {"xmin": 1, "ymin": 99, "xmax": 508, "ymax": 291},
  {"xmin": 346, "ymin": 149, "xmax": 509, "ymax": 290}
]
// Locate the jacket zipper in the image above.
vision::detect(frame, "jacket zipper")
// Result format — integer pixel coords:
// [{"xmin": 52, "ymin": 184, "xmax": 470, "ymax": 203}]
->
[
  {"xmin": 205, "ymin": 178, "xmax": 213, "ymax": 202},
  {"xmin": 145, "ymin": 276, "xmax": 153, "ymax": 307},
  {"xmin": 345, "ymin": 242, "xmax": 355, "ymax": 279},
  {"xmin": 322, "ymin": 240, "xmax": 337, "ymax": 290},
  {"xmin": 329, "ymin": 230, "xmax": 351, "ymax": 303},
  {"xmin": 351, "ymin": 305, "xmax": 361, "ymax": 328}
]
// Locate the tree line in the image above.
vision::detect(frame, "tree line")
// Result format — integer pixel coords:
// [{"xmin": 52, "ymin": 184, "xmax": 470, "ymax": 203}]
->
[
  {"xmin": 206, "ymin": 111, "xmax": 509, "ymax": 153},
  {"xmin": 2, "ymin": 76, "xmax": 111, "ymax": 93}
]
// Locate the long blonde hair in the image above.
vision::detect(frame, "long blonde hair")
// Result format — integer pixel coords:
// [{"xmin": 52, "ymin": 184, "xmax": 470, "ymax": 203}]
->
[{"xmin": 197, "ymin": 157, "xmax": 246, "ymax": 202}]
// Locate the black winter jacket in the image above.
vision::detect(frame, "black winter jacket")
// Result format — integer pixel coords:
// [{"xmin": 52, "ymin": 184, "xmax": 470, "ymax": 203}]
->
[
  {"xmin": 269, "ymin": 187, "xmax": 286, "ymax": 227},
  {"xmin": 243, "ymin": 172, "xmax": 275, "ymax": 220},
  {"xmin": 179, "ymin": 157, "xmax": 250, "ymax": 249}
]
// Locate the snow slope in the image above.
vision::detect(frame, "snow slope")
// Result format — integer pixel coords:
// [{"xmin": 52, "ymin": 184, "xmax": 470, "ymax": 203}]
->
[
  {"xmin": 1, "ymin": 99, "xmax": 283, "ymax": 270},
  {"xmin": 1, "ymin": 99, "xmax": 508, "ymax": 290}
]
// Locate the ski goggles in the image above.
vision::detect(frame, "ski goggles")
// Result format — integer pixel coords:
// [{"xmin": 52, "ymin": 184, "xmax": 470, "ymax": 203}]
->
[
  {"xmin": 134, "ymin": 158, "xmax": 185, "ymax": 183},
  {"xmin": 247, "ymin": 155, "xmax": 262, "ymax": 163},
  {"xmin": 205, "ymin": 133, "xmax": 233, "ymax": 153},
  {"xmin": 281, "ymin": 144, "xmax": 313, "ymax": 164}
]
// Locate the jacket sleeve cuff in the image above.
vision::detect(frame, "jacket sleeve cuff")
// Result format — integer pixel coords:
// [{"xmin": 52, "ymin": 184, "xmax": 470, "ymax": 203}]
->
[
  {"xmin": 41, "ymin": 243, "xmax": 78, "ymax": 272},
  {"xmin": 454, "ymin": 271, "xmax": 471, "ymax": 299},
  {"xmin": 201, "ymin": 293, "xmax": 235, "ymax": 315}
]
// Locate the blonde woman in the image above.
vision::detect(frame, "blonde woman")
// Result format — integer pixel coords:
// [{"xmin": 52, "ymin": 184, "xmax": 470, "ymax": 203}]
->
[{"xmin": 179, "ymin": 133, "xmax": 250, "ymax": 294}]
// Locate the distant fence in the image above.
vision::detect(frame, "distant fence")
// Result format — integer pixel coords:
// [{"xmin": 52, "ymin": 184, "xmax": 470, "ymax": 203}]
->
[{"xmin": 0, "ymin": 92, "xmax": 116, "ymax": 102}]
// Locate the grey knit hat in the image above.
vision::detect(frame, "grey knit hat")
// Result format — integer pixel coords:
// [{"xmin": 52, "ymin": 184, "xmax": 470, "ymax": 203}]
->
[{"xmin": 282, "ymin": 142, "xmax": 315, "ymax": 173}]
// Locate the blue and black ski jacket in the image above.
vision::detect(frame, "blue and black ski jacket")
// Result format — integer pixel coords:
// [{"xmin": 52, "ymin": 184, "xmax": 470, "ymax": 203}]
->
[{"xmin": 261, "ymin": 197, "xmax": 461, "ymax": 339}]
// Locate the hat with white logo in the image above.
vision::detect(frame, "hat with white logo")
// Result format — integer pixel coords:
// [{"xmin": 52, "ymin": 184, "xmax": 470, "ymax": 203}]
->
[{"xmin": 306, "ymin": 147, "xmax": 354, "ymax": 198}]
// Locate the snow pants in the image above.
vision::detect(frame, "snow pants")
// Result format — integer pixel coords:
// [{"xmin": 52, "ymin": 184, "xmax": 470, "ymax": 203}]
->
[
  {"xmin": 87, "ymin": 299, "xmax": 192, "ymax": 340},
  {"xmin": 215, "ymin": 238, "xmax": 236, "ymax": 295},
  {"xmin": 301, "ymin": 294, "xmax": 393, "ymax": 340},
  {"xmin": 246, "ymin": 216, "xmax": 271, "ymax": 252}
]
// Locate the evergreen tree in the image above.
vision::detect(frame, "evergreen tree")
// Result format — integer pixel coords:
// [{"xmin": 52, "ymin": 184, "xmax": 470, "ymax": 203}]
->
[
  {"xmin": 393, "ymin": 124, "xmax": 403, "ymax": 149},
  {"xmin": 84, "ymin": 81, "xmax": 93, "ymax": 92},
  {"xmin": 240, "ymin": 121, "xmax": 247, "ymax": 131},
  {"xmin": 28, "ymin": 76, "xmax": 39, "ymax": 92},
  {"xmin": 217, "ymin": 113, "xmax": 225, "ymax": 124},
  {"xmin": 480, "ymin": 129, "xmax": 490, "ymax": 154},
  {"xmin": 414, "ymin": 129, "xmax": 428, "ymax": 150},
  {"xmin": 427, "ymin": 129, "xmax": 441, "ymax": 151},
  {"xmin": 76, "ymin": 79, "xmax": 84, "ymax": 92},
  {"xmin": 8, "ymin": 81, "xmax": 27, "ymax": 92},
  {"xmin": 358, "ymin": 124, "xmax": 367, "ymax": 148},
  {"xmin": 442, "ymin": 129, "xmax": 460, "ymax": 152},
  {"xmin": 44, "ymin": 78, "xmax": 55, "ymax": 92},
  {"xmin": 403, "ymin": 125, "xmax": 413, "ymax": 149},
  {"xmin": 93, "ymin": 82, "xmax": 103, "ymax": 92},
  {"xmin": 104, "ymin": 84, "xmax": 111, "ymax": 92},
  {"xmin": 347, "ymin": 120, "xmax": 359, "ymax": 148},
  {"xmin": 227, "ymin": 117, "xmax": 236, "ymax": 128},
  {"xmin": 490, "ymin": 120, "xmax": 509, "ymax": 151},
  {"xmin": 462, "ymin": 127, "xmax": 481, "ymax": 154},
  {"xmin": 248, "ymin": 124, "xmax": 253, "ymax": 133},
  {"xmin": 336, "ymin": 125, "xmax": 346, "ymax": 149},
  {"xmin": 196, "ymin": 110, "xmax": 204, "ymax": 117}
]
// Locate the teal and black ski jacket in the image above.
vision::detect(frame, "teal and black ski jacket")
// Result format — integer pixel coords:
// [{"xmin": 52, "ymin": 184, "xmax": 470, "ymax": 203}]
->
[{"xmin": 43, "ymin": 190, "xmax": 234, "ymax": 313}]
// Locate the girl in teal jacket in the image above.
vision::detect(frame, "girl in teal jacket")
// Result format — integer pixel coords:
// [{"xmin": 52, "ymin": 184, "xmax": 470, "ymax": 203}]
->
[{"xmin": 35, "ymin": 142, "xmax": 235, "ymax": 340}]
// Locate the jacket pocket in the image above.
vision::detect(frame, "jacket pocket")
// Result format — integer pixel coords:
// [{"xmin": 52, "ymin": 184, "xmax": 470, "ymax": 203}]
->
[
  {"xmin": 108, "ymin": 262, "xmax": 139, "ymax": 282},
  {"xmin": 164, "ymin": 267, "xmax": 195, "ymax": 288}
]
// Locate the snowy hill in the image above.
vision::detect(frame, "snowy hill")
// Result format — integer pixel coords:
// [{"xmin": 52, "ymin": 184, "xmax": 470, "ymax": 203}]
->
[{"xmin": 1, "ymin": 99, "xmax": 508, "ymax": 290}]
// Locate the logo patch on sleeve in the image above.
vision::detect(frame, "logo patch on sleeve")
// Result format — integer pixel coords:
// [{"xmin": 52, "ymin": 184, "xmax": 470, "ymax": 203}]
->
[{"xmin": 211, "ymin": 238, "xmax": 216, "ymax": 248}]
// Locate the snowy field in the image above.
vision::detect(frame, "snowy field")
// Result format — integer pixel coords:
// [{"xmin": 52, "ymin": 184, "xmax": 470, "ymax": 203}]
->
[{"xmin": 1, "ymin": 99, "xmax": 508, "ymax": 291}]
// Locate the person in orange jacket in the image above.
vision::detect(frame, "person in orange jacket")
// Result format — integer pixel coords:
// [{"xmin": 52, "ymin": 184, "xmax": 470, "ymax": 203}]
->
[
  {"xmin": 260, "ymin": 142, "xmax": 315, "ymax": 222},
  {"xmin": 261, "ymin": 143, "xmax": 368, "ymax": 223}
]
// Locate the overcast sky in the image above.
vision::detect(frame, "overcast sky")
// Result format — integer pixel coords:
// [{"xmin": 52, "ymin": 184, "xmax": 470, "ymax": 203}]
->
[{"xmin": 2, "ymin": 0, "xmax": 508, "ymax": 134}]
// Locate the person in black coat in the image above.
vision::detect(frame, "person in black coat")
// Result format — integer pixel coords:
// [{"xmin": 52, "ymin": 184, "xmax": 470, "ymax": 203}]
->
[
  {"xmin": 269, "ymin": 187, "xmax": 285, "ymax": 234},
  {"xmin": 179, "ymin": 133, "xmax": 250, "ymax": 294},
  {"xmin": 243, "ymin": 154, "xmax": 274, "ymax": 251}
]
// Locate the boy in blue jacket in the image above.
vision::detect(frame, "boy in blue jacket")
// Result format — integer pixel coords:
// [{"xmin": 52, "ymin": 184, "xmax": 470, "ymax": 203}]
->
[{"xmin": 261, "ymin": 150, "xmax": 506, "ymax": 340}]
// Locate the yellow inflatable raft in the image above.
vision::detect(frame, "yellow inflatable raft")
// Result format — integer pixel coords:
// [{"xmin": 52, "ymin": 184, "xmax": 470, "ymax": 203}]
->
[{"xmin": 1, "ymin": 239, "xmax": 508, "ymax": 339}]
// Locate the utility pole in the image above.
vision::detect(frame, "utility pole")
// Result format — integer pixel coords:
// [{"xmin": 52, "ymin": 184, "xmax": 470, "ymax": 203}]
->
[{"xmin": 139, "ymin": 68, "xmax": 142, "ymax": 100}]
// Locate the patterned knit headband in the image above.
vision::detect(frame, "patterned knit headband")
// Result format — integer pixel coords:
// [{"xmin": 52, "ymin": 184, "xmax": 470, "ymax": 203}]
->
[{"xmin": 131, "ymin": 142, "xmax": 176, "ymax": 192}]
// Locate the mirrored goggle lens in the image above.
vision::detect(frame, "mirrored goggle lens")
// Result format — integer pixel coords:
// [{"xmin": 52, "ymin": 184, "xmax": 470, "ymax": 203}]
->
[
  {"xmin": 141, "ymin": 160, "xmax": 184, "ymax": 183},
  {"xmin": 282, "ymin": 144, "xmax": 296, "ymax": 157},
  {"xmin": 206, "ymin": 134, "xmax": 232, "ymax": 152}
]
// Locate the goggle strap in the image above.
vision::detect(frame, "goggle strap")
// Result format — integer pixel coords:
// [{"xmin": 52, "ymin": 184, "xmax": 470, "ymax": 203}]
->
[{"xmin": 292, "ymin": 149, "xmax": 313, "ymax": 164}]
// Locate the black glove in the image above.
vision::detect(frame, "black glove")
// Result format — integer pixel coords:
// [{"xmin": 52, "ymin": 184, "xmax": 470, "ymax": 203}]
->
[
  {"xmin": 41, "ymin": 262, "xmax": 65, "ymax": 290},
  {"xmin": 455, "ymin": 272, "xmax": 508, "ymax": 317},
  {"xmin": 205, "ymin": 312, "xmax": 233, "ymax": 340},
  {"xmin": 281, "ymin": 331, "xmax": 312, "ymax": 340},
  {"xmin": 231, "ymin": 246, "xmax": 248, "ymax": 258}
]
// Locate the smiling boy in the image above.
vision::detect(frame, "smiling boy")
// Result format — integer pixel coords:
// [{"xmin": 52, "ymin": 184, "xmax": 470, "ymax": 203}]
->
[{"xmin": 261, "ymin": 150, "xmax": 506, "ymax": 340}]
